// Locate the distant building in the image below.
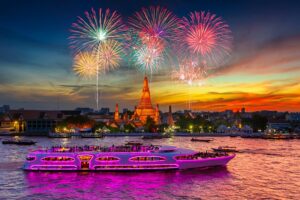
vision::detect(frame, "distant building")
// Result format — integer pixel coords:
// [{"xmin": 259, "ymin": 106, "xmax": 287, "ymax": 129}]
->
[
  {"xmin": 224, "ymin": 110, "xmax": 233, "ymax": 118},
  {"xmin": 75, "ymin": 107, "xmax": 93, "ymax": 115},
  {"xmin": 241, "ymin": 107, "xmax": 246, "ymax": 114},
  {"xmin": 60, "ymin": 110, "xmax": 81, "ymax": 118},
  {"xmin": 99, "ymin": 107, "xmax": 110, "ymax": 115},
  {"xmin": 122, "ymin": 108, "xmax": 128, "ymax": 114},
  {"xmin": 88, "ymin": 113, "xmax": 113, "ymax": 123},
  {"xmin": 286, "ymin": 113, "xmax": 300, "ymax": 122},
  {"xmin": 0, "ymin": 105, "xmax": 10, "ymax": 113},
  {"xmin": 267, "ymin": 120, "xmax": 291, "ymax": 131}
]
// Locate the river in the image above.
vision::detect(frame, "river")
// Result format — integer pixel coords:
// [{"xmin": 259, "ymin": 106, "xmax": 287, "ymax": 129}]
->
[{"xmin": 0, "ymin": 136, "xmax": 299, "ymax": 199}]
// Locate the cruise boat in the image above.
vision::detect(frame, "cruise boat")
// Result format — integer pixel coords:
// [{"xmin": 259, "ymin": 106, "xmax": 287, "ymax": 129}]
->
[{"xmin": 23, "ymin": 145, "xmax": 235, "ymax": 171}]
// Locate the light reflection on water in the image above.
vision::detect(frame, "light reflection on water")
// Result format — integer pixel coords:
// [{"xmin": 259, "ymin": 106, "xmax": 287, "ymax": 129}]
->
[{"xmin": 0, "ymin": 136, "xmax": 300, "ymax": 199}]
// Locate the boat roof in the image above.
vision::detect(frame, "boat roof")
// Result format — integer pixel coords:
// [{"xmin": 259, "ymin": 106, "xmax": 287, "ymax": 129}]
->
[{"xmin": 30, "ymin": 145, "xmax": 196, "ymax": 154}]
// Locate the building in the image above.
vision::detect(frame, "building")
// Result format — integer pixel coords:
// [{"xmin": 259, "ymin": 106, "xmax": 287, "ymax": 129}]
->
[
  {"xmin": 267, "ymin": 120, "xmax": 291, "ymax": 131},
  {"xmin": 7, "ymin": 110, "xmax": 64, "ymax": 134},
  {"xmin": 131, "ymin": 76, "xmax": 160, "ymax": 125},
  {"xmin": 286, "ymin": 112, "xmax": 300, "ymax": 122},
  {"xmin": 99, "ymin": 107, "xmax": 110, "ymax": 115},
  {"xmin": 0, "ymin": 105, "xmax": 10, "ymax": 113},
  {"xmin": 75, "ymin": 107, "xmax": 93, "ymax": 115}
]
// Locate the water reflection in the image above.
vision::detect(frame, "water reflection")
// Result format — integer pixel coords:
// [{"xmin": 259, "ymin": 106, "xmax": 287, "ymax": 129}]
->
[{"xmin": 24, "ymin": 167, "xmax": 230, "ymax": 199}]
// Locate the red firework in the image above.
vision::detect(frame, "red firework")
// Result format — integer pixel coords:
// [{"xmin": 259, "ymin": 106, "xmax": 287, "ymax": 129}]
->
[{"xmin": 177, "ymin": 11, "xmax": 232, "ymax": 65}]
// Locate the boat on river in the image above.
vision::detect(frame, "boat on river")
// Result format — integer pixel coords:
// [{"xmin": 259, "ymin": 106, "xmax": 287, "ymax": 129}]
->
[
  {"xmin": 191, "ymin": 138, "xmax": 214, "ymax": 142},
  {"xmin": 23, "ymin": 145, "xmax": 235, "ymax": 171},
  {"xmin": 2, "ymin": 139, "xmax": 36, "ymax": 145},
  {"xmin": 212, "ymin": 146, "xmax": 238, "ymax": 153}
]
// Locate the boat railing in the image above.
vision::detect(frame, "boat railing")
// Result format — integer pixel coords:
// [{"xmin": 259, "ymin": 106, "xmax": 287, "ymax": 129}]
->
[
  {"xmin": 175, "ymin": 152, "xmax": 229, "ymax": 160},
  {"xmin": 40, "ymin": 145, "xmax": 161, "ymax": 153}
]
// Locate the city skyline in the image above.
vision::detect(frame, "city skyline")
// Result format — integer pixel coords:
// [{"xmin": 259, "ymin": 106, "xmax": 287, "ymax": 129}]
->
[{"xmin": 1, "ymin": 0, "xmax": 300, "ymax": 112}]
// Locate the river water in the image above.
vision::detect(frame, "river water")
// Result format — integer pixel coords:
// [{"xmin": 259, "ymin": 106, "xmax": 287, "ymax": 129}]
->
[{"xmin": 0, "ymin": 136, "xmax": 299, "ymax": 200}]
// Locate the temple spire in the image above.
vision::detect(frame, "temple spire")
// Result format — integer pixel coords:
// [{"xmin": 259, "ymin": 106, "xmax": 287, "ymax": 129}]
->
[
  {"xmin": 114, "ymin": 103, "xmax": 119, "ymax": 121},
  {"xmin": 138, "ymin": 76, "xmax": 153, "ymax": 109},
  {"xmin": 167, "ymin": 105, "xmax": 174, "ymax": 126},
  {"xmin": 133, "ymin": 76, "xmax": 156, "ymax": 124}
]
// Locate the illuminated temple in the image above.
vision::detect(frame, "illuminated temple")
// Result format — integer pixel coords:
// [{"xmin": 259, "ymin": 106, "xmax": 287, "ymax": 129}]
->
[{"xmin": 114, "ymin": 76, "xmax": 160, "ymax": 127}]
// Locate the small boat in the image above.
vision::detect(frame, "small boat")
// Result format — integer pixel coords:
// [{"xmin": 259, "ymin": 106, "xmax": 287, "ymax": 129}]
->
[
  {"xmin": 48, "ymin": 132, "xmax": 71, "ymax": 138},
  {"xmin": 229, "ymin": 135, "xmax": 238, "ymax": 137},
  {"xmin": 142, "ymin": 135, "xmax": 163, "ymax": 139},
  {"xmin": 81, "ymin": 133, "xmax": 103, "ymax": 138},
  {"xmin": 2, "ymin": 139, "xmax": 36, "ymax": 145},
  {"xmin": 23, "ymin": 145, "xmax": 235, "ymax": 171},
  {"xmin": 125, "ymin": 141, "xmax": 143, "ymax": 146},
  {"xmin": 191, "ymin": 138, "xmax": 214, "ymax": 142},
  {"xmin": 212, "ymin": 146, "xmax": 238, "ymax": 153}
]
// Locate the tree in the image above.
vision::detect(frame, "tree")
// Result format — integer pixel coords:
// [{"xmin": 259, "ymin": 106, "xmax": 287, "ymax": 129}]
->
[
  {"xmin": 124, "ymin": 123, "xmax": 135, "ymax": 133},
  {"xmin": 144, "ymin": 116, "xmax": 155, "ymax": 133}
]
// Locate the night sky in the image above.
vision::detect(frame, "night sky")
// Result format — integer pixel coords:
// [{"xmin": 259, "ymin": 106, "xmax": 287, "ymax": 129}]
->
[{"xmin": 1, "ymin": 0, "xmax": 300, "ymax": 112}]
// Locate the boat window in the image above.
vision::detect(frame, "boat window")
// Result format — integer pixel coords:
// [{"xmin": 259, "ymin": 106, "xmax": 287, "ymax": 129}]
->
[
  {"xmin": 174, "ymin": 155, "xmax": 196, "ymax": 160},
  {"xmin": 96, "ymin": 156, "xmax": 120, "ymax": 162},
  {"xmin": 42, "ymin": 157, "xmax": 74, "ymax": 162},
  {"xmin": 31, "ymin": 165, "xmax": 77, "ymax": 169},
  {"xmin": 26, "ymin": 156, "xmax": 36, "ymax": 161},
  {"xmin": 129, "ymin": 156, "xmax": 166, "ymax": 162},
  {"xmin": 78, "ymin": 155, "xmax": 93, "ymax": 161}
]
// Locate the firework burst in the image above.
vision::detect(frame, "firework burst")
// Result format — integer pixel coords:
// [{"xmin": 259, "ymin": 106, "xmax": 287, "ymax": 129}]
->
[
  {"xmin": 70, "ymin": 8, "xmax": 127, "ymax": 52},
  {"xmin": 96, "ymin": 40, "xmax": 124, "ymax": 73},
  {"xmin": 176, "ymin": 11, "xmax": 232, "ymax": 66},
  {"xmin": 73, "ymin": 52, "xmax": 98, "ymax": 79},
  {"xmin": 128, "ymin": 6, "xmax": 179, "ymax": 73}
]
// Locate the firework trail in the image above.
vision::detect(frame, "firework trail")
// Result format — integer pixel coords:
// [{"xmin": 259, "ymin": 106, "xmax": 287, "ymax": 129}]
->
[
  {"xmin": 128, "ymin": 6, "xmax": 179, "ymax": 74},
  {"xmin": 176, "ymin": 11, "xmax": 232, "ymax": 66}
]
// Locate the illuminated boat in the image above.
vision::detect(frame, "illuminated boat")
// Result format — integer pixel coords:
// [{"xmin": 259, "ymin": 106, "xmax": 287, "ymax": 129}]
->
[{"xmin": 23, "ymin": 145, "xmax": 235, "ymax": 171}]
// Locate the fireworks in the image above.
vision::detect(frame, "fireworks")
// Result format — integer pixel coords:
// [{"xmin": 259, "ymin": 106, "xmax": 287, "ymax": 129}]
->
[
  {"xmin": 70, "ymin": 7, "xmax": 233, "ymax": 95},
  {"xmin": 73, "ymin": 52, "xmax": 98, "ymax": 79},
  {"xmin": 172, "ymin": 59, "xmax": 207, "ymax": 86},
  {"xmin": 176, "ymin": 11, "xmax": 232, "ymax": 66},
  {"xmin": 96, "ymin": 40, "xmax": 124, "ymax": 73},
  {"xmin": 134, "ymin": 45, "xmax": 163, "ymax": 73},
  {"xmin": 128, "ymin": 6, "xmax": 179, "ymax": 73},
  {"xmin": 70, "ymin": 8, "xmax": 126, "ymax": 52}
]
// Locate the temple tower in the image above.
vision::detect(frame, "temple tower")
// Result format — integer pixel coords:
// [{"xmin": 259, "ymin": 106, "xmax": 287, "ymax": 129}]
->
[
  {"xmin": 167, "ymin": 105, "xmax": 174, "ymax": 126},
  {"xmin": 154, "ymin": 104, "xmax": 161, "ymax": 125},
  {"xmin": 114, "ymin": 103, "xmax": 120, "ymax": 121},
  {"xmin": 134, "ymin": 76, "xmax": 156, "ymax": 124}
]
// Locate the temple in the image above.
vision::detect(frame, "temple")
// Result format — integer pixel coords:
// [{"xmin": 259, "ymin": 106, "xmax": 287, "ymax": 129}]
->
[
  {"xmin": 114, "ymin": 76, "xmax": 160, "ymax": 128},
  {"xmin": 131, "ymin": 76, "xmax": 159, "ymax": 124}
]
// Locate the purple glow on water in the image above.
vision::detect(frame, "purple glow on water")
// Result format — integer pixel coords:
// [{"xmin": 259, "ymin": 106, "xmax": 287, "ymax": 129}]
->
[
  {"xmin": 23, "ymin": 168, "xmax": 229, "ymax": 200},
  {"xmin": 0, "ymin": 137, "xmax": 300, "ymax": 199}
]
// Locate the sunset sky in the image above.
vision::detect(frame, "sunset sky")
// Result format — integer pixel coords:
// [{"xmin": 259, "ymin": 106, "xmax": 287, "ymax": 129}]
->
[{"xmin": 0, "ymin": 0, "xmax": 300, "ymax": 112}]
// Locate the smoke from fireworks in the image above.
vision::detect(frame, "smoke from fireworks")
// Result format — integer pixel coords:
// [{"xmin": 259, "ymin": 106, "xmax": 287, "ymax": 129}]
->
[
  {"xmin": 176, "ymin": 11, "xmax": 232, "ymax": 66},
  {"xmin": 69, "ymin": 8, "xmax": 126, "ymax": 53},
  {"xmin": 128, "ymin": 6, "xmax": 179, "ymax": 73},
  {"xmin": 73, "ymin": 52, "xmax": 98, "ymax": 79},
  {"xmin": 172, "ymin": 59, "xmax": 207, "ymax": 86}
]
